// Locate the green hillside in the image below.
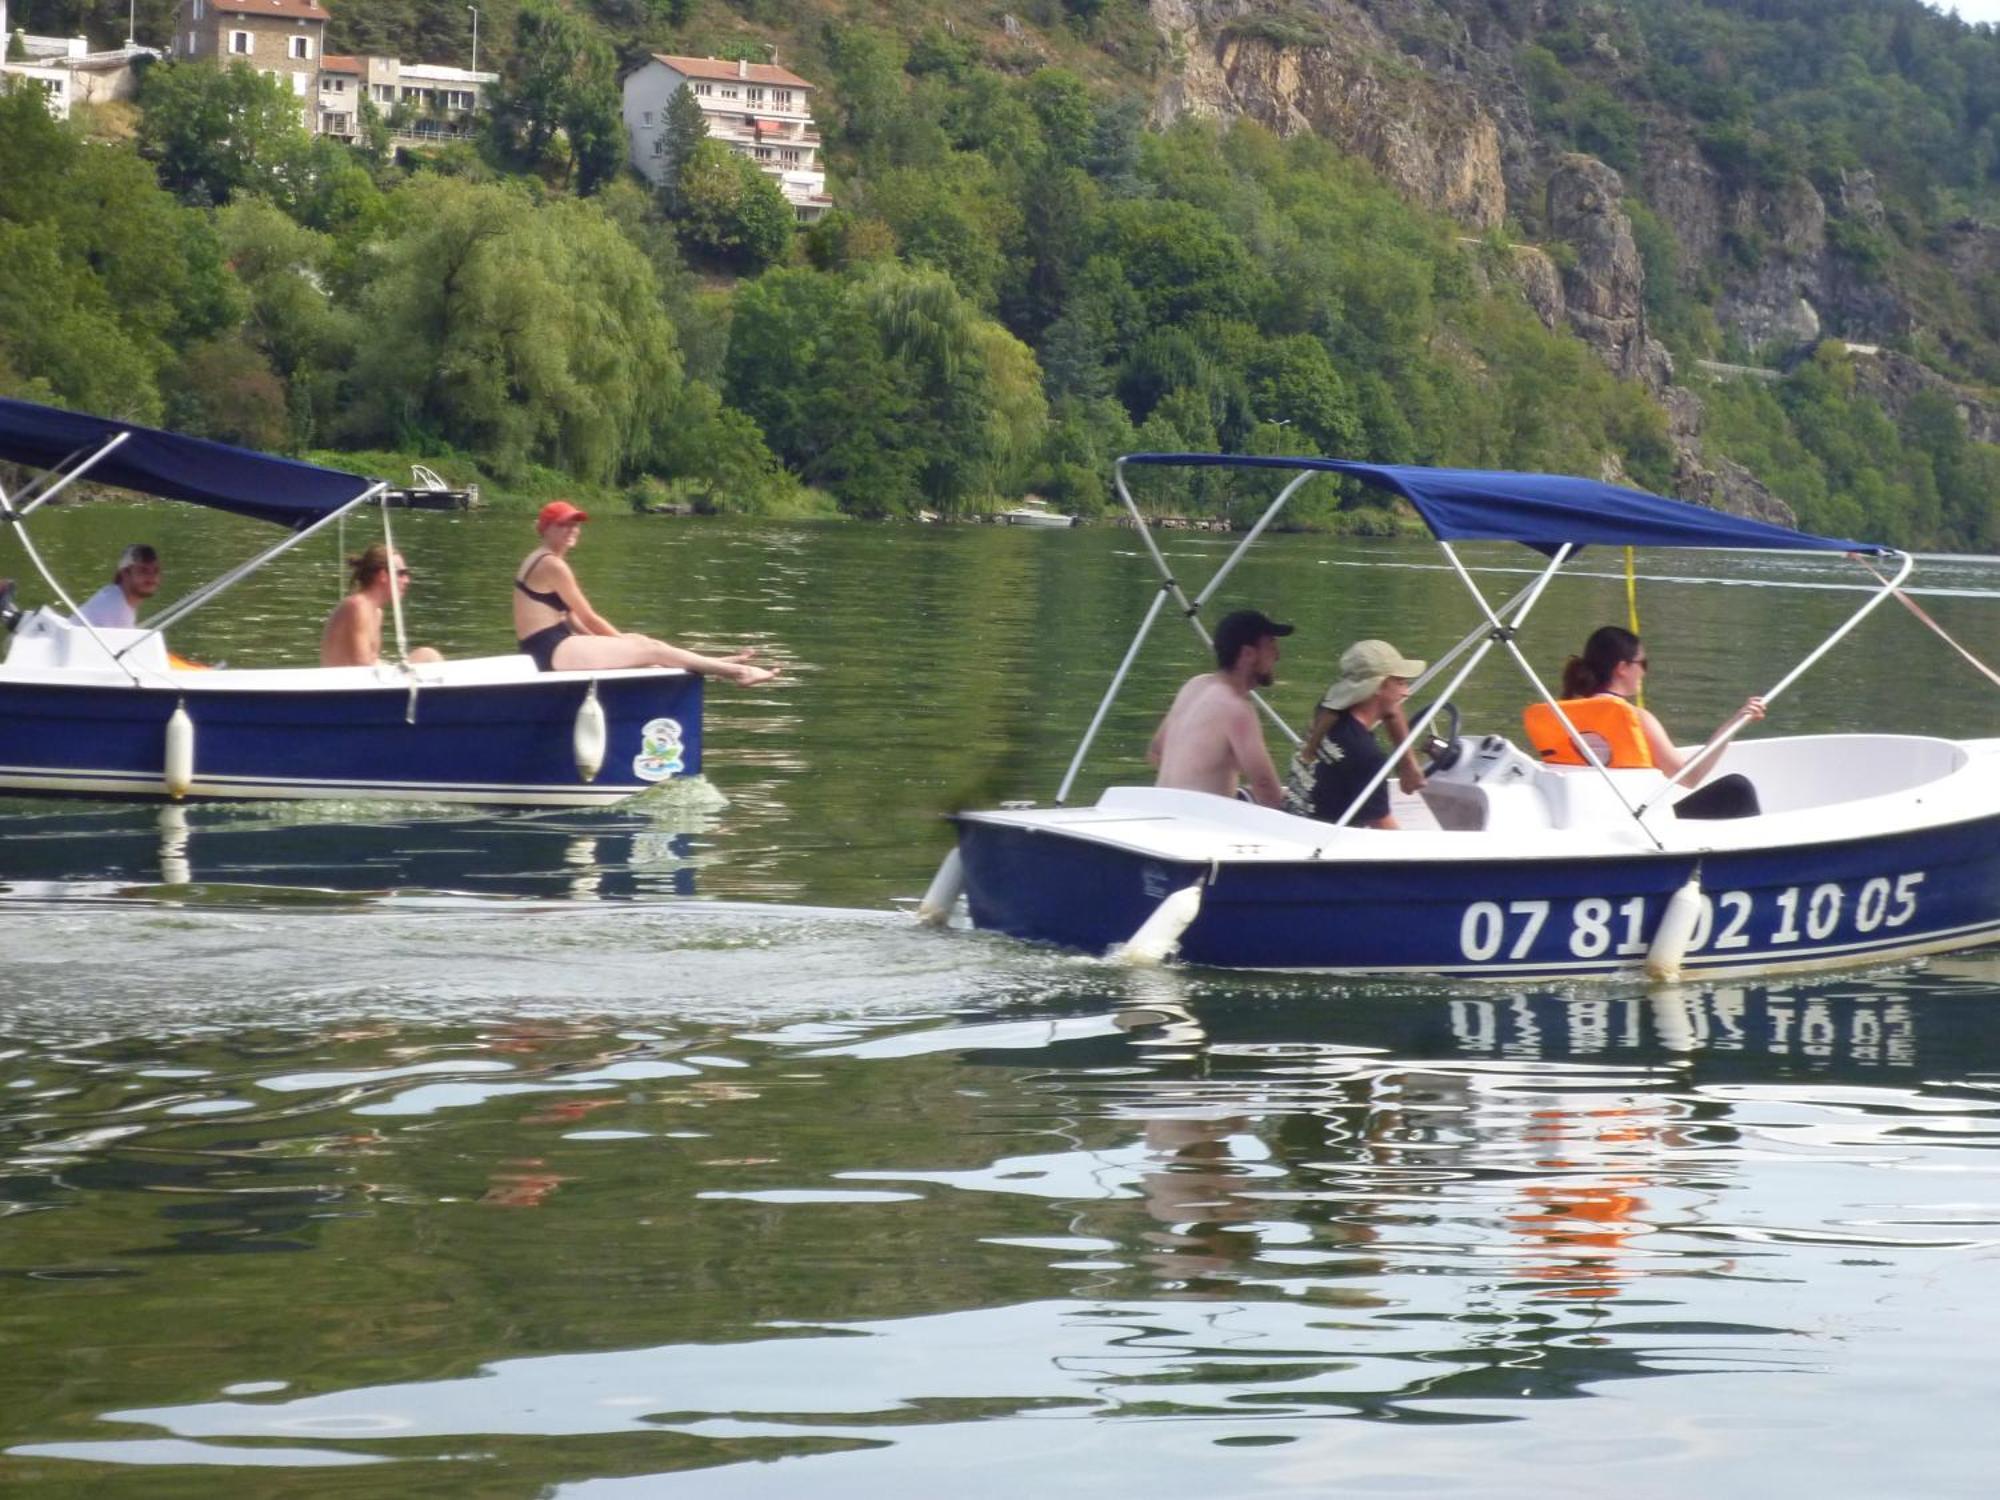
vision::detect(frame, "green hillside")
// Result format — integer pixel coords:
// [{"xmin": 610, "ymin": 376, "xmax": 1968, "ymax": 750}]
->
[{"xmin": 5, "ymin": 0, "xmax": 2000, "ymax": 545}]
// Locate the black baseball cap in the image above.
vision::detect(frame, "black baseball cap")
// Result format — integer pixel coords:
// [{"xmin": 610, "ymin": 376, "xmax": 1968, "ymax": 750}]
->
[{"xmin": 1213, "ymin": 609, "xmax": 1294, "ymax": 668}]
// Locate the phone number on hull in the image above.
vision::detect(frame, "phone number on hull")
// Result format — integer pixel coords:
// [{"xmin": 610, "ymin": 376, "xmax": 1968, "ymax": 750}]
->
[{"xmin": 1458, "ymin": 873, "xmax": 1927, "ymax": 963}]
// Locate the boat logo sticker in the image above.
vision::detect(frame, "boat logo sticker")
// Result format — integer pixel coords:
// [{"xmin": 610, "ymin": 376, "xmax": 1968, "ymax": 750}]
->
[{"xmin": 634, "ymin": 718, "xmax": 686, "ymax": 781}]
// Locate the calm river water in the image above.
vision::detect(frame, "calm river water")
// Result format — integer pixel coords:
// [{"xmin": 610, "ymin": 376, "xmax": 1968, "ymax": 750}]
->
[{"xmin": 7, "ymin": 506, "xmax": 2000, "ymax": 1496}]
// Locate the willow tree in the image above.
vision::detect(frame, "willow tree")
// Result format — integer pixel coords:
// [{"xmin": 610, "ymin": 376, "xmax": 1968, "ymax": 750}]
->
[{"xmin": 348, "ymin": 177, "xmax": 680, "ymax": 482}]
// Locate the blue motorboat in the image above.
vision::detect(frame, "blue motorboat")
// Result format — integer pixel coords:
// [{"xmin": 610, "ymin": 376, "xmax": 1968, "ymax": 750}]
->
[
  {"xmin": 933, "ymin": 454, "xmax": 2000, "ymax": 979},
  {"xmin": 0, "ymin": 398, "xmax": 701, "ymax": 806}
]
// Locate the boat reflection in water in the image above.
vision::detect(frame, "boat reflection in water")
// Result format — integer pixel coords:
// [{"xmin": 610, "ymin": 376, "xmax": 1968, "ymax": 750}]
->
[{"xmin": 0, "ymin": 788, "xmax": 721, "ymax": 903}]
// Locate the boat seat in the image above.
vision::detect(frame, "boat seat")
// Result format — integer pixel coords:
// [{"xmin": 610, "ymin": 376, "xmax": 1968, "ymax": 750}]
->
[{"xmin": 2, "ymin": 608, "xmax": 170, "ymax": 674}]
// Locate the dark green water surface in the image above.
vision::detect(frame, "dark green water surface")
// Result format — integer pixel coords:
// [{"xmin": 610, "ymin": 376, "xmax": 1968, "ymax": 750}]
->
[{"xmin": 6, "ymin": 506, "xmax": 2000, "ymax": 1496}]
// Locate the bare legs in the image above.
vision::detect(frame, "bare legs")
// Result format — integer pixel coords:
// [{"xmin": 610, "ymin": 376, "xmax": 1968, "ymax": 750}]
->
[{"xmin": 551, "ymin": 632, "xmax": 777, "ymax": 685}]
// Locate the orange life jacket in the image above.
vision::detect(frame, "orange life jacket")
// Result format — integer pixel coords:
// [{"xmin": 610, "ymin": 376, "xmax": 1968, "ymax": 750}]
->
[{"xmin": 1521, "ymin": 696, "xmax": 1653, "ymax": 768}]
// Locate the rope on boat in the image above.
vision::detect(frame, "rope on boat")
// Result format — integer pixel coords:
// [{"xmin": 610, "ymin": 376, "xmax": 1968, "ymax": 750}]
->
[
  {"xmin": 1855, "ymin": 555, "xmax": 2000, "ymax": 692},
  {"xmin": 1625, "ymin": 544, "xmax": 1644, "ymax": 711}
]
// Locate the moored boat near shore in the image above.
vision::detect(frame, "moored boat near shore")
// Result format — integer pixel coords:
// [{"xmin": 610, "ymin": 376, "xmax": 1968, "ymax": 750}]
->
[{"xmin": 990, "ymin": 498, "xmax": 1077, "ymax": 527}]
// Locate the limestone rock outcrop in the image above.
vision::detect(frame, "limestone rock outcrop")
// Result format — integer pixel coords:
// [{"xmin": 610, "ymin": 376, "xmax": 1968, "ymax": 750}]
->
[
  {"xmin": 1150, "ymin": 0, "xmax": 1508, "ymax": 229},
  {"xmin": 1543, "ymin": 154, "xmax": 1671, "ymax": 390}
]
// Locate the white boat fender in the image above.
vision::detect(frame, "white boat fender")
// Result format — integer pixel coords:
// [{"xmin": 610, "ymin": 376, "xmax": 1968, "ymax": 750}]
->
[
  {"xmin": 1645, "ymin": 867, "xmax": 1704, "ymax": 983},
  {"xmin": 916, "ymin": 846, "xmax": 964, "ymax": 926},
  {"xmin": 1114, "ymin": 881, "xmax": 1204, "ymax": 967},
  {"xmin": 163, "ymin": 698, "xmax": 195, "ymax": 801},
  {"xmin": 573, "ymin": 680, "xmax": 606, "ymax": 783}
]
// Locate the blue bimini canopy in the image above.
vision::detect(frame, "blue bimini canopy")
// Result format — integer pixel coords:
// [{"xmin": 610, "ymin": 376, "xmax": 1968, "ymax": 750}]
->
[
  {"xmin": 1120, "ymin": 453, "xmax": 1890, "ymax": 556},
  {"xmin": 0, "ymin": 396, "xmax": 376, "ymax": 529}
]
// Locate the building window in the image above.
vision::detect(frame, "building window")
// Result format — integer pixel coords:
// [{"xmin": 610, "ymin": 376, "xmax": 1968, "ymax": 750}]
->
[
  {"xmin": 773, "ymin": 89, "xmax": 791, "ymax": 107},
  {"xmin": 746, "ymin": 87, "xmax": 762, "ymax": 105},
  {"xmin": 642, "ymin": 109, "xmax": 654, "ymax": 125},
  {"xmin": 691, "ymin": 82, "xmax": 710, "ymax": 97},
  {"xmin": 651, "ymin": 136, "xmax": 664, "ymax": 155},
  {"xmin": 229, "ymin": 29, "xmax": 251, "ymax": 53},
  {"xmin": 290, "ymin": 35, "xmax": 312, "ymax": 59},
  {"xmin": 720, "ymin": 87, "xmax": 737, "ymax": 99},
  {"xmin": 327, "ymin": 77, "xmax": 345, "ymax": 92},
  {"xmin": 192, "ymin": 0, "xmax": 202, "ymax": 17},
  {"xmin": 781, "ymin": 149, "xmax": 799, "ymax": 164},
  {"xmin": 292, "ymin": 72, "xmax": 309, "ymax": 95}
]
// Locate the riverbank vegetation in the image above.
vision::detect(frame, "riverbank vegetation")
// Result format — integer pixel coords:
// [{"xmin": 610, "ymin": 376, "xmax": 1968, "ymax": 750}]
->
[{"xmin": 3, "ymin": 0, "xmax": 2000, "ymax": 545}]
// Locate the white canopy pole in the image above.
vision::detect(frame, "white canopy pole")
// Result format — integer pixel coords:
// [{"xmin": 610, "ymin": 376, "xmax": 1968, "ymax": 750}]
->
[
  {"xmin": 378, "ymin": 497, "xmax": 412, "ymax": 665},
  {"xmin": 1325, "ymin": 544, "xmax": 1630, "ymax": 837},
  {"xmin": 1056, "ymin": 462, "xmax": 1324, "ymax": 803},
  {"xmin": 9, "ymin": 431, "xmax": 131, "ymax": 519},
  {"xmin": 1433, "ymin": 538, "xmax": 1665, "ymax": 845},
  {"xmin": 0, "ymin": 460, "xmax": 152, "ymax": 685},
  {"xmin": 1635, "ymin": 548, "xmax": 1916, "ymax": 816},
  {"xmin": 131, "ymin": 483, "xmax": 387, "ymax": 648},
  {"xmin": 1056, "ymin": 584, "xmax": 1172, "ymax": 806}
]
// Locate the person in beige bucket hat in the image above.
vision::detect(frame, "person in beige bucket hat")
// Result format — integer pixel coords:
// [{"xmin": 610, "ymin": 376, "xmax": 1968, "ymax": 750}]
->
[{"xmin": 1292, "ymin": 639, "xmax": 1428, "ymax": 828}]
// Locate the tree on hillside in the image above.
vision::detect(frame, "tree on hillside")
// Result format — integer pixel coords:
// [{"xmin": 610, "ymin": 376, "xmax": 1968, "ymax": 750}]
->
[
  {"xmin": 0, "ymin": 86, "xmax": 239, "ymax": 420},
  {"xmin": 349, "ymin": 177, "xmax": 681, "ymax": 481},
  {"xmin": 563, "ymin": 80, "xmax": 624, "ymax": 195},
  {"xmin": 485, "ymin": 0, "xmax": 614, "ymax": 173},
  {"xmin": 725, "ymin": 263, "xmax": 1046, "ymax": 514},
  {"xmin": 674, "ymin": 138, "xmax": 792, "ymax": 272},
  {"xmin": 137, "ymin": 61, "xmax": 314, "ymax": 207},
  {"xmin": 656, "ymin": 84, "xmax": 707, "ymax": 217}
]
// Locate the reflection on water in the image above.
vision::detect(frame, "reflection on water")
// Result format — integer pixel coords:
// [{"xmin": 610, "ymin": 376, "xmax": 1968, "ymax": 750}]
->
[
  {"xmin": 8, "ymin": 931, "xmax": 2000, "ymax": 1493},
  {"xmin": 5, "ymin": 519, "xmax": 2000, "ymax": 1492},
  {"xmin": 0, "ymin": 787, "xmax": 720, "ymax": 905}
]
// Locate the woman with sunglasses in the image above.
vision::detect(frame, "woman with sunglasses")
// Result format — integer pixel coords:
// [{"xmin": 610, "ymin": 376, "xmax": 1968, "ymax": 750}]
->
[
  {"xmin": 513, "ymin": 501, "xmax": 775, "ymax": 683},
  {"xmin": 1542, "ymin": 624, "xmax": 1765, "ymax": 818},
  {"xmin": 320, "ymin": 543, "xmax": 443, "ymax": 668}
]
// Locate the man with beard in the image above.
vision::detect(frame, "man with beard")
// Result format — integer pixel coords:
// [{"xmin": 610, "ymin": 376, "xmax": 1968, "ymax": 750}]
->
[
  {"xmin": 77, "ymin": 544, "xmax": 160, "ymax": 629},
  {"xmin": 1147, "ymin": 608, "xmax": 1292, "ymax": 806}
]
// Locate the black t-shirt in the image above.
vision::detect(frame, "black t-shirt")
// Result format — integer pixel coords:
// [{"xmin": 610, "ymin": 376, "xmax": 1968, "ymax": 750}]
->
[{"xmin": 1310, "ymin": 712, "xmax": 1390, "ymax": 825}]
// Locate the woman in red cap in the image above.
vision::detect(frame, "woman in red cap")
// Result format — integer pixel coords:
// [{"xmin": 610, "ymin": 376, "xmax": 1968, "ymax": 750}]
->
[{"xmin": 513, "ymin": 501, "xmax": 775, "ymax": 683}]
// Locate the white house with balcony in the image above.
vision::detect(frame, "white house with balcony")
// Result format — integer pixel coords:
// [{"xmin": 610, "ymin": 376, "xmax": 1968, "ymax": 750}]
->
[
  {"xmin": 623, "ymin": 53, "xmax": 830, "ymax": 224},
  {"xmin": 318, "ymin": 52, "xmax": 494, "ymax": 142},
  {"xmin": 0, "ymin": 0, "xmax": 155, "ymax": 119}
]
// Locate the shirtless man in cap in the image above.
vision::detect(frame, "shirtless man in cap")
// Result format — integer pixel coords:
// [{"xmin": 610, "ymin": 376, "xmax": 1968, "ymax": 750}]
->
[{"xmin": 1147, "ymin": 608, "xmax": 1291, "ymax": 807}]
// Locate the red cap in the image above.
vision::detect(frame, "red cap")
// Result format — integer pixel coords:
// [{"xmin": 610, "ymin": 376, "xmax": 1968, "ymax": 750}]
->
[{"xmin": 537, "ymin": 500, "xmax": 589, "ymax": 530}]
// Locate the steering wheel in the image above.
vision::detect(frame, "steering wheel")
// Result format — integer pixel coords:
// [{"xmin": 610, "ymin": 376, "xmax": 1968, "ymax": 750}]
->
[{"xmin": 1417, "ymin": 699, "xmax": 1463, "ymax": 774}]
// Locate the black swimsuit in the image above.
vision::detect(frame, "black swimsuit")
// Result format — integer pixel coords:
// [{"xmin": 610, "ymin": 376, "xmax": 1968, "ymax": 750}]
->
[{"xmin": 515, "ymin": 556, "xmax": 574, "ymax": 671}]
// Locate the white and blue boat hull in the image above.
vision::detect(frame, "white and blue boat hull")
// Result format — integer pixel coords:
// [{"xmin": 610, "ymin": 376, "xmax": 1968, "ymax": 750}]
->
[
  {"xmin": 0, "ymin": 660, "xmax": 703, "ymax": 806},
  {"xmin": 955, "ymin": 813, "xmax": 2000, "ymax": 977},
  {"xmin": 951, "ymin": 737, "xmax": 2000, "ymax": 979}
]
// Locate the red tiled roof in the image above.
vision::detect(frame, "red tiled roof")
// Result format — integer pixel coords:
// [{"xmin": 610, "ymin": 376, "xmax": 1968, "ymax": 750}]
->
[
  {"xmin": 320, "ymin": 53, "xmax": 359, "ymax": 71},
  {"xmin": 651, "ymin": 53, "xmax": 812, "ymax": 90},
  {"xmin": 209, "ymin": 0, "xmax": 331, "ymax": 19}
]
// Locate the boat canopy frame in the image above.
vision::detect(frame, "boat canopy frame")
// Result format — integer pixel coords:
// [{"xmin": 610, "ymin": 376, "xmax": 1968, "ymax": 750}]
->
[
  {"xmin": 1055, "ymin": 452, "xmax": 1914, "ymax": 850},
  {"xmin": 0, "ymin": 397, "xmax": 388, "ymax": 684}
]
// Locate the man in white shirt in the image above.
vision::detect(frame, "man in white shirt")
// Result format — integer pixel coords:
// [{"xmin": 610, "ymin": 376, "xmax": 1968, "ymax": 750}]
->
[{"xmin": 77, "ymin": 544, "xmax": 160, "ymax": 629}]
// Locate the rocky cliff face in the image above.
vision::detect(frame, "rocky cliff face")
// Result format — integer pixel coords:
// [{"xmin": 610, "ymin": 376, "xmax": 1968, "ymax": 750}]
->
[
  {"xmin": 1542, "ymin": 154, "xmax": 1671, "ymax": 390},
  {"xmin": 1150, "ymin": 0, "xmax": 1509, "ymax": 229},
  {"xmin": 1140, "ymin": 0, "xmax": 1979, "ymax": 521}
]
